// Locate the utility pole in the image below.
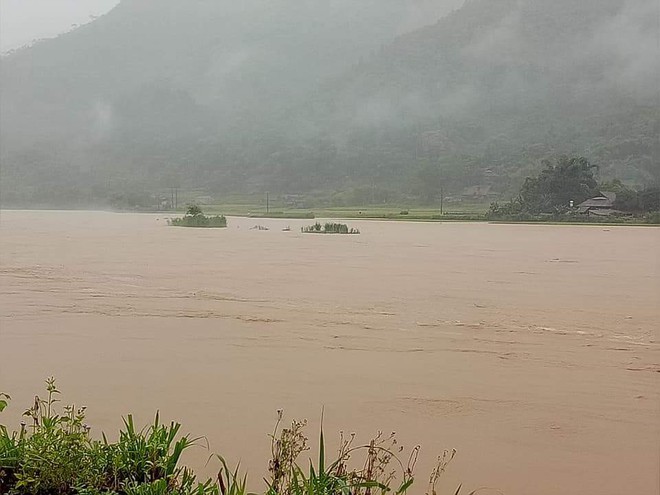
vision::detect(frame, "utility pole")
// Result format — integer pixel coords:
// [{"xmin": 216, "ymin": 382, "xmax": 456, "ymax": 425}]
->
[
  {"xmin": 440, "ymin": 185, "xmax": 444, "ymax": 215},
  {"xmin": 266, "ymin": 192, "xmax": 270, "ymax": 214}
]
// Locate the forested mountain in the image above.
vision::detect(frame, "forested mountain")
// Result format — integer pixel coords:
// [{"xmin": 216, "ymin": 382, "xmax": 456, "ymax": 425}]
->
[
  {"xmin": 1, "ymin": 0, "xmax": 657, "ymax": 207},
  {"xmin": 293, "ymin": 0, "xmax": 659, "ymax": 202}
]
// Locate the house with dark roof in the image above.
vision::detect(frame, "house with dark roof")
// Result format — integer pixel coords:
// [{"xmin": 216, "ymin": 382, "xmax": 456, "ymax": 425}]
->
[{"xmin": 577, "ymin": 191, "xmax": 620, "ymax": 216}]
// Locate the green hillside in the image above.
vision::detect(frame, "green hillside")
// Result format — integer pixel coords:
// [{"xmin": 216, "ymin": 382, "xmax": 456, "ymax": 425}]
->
[{"xmin": 1, "ymin": 0, "xmax": 657, "ymax": 207}]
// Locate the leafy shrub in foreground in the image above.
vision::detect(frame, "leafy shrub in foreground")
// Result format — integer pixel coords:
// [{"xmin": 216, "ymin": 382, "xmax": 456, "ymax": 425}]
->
[
  {"xmin": 0, "ymin": 379, "xmax": 211, "ymax": 495},
  {"xmin": 0, "ymin": 379, "xmax": 469, "ymax": 495}
]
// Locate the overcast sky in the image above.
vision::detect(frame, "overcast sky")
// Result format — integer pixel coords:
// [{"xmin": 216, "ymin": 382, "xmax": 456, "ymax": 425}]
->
[
  {"xmin": 1, "ymin": 0, "xmax": 120, "ymax": 51},
  {"xmin": 0, "ymin": 0, "xmax": 466, "ymax": 52}
]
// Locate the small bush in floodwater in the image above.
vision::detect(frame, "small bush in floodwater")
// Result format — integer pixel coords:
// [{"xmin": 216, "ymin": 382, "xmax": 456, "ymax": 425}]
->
[
  {"xmin": 169, "ymin": 204, "xmax": 227, "ymax": 228},
  {"xmin": 301, "ymin": 223, "xmax": 359, "ymax": 234}
]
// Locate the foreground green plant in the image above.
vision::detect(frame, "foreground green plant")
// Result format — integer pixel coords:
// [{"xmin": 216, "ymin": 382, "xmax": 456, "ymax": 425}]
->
[
  {"xmin": 0, "ymin": 379, "xmax": 213, "ymax": 495},
  {"xmin": 10, "ymin": 379, "xmax": 108, "ymax": 494},
  {"xmin": 1, "ymin": 380, "xmax": 471, "ymax": 495},
  {"xmin": 267, "ymin": 412, "xmax": 416, "ymax": 495}
]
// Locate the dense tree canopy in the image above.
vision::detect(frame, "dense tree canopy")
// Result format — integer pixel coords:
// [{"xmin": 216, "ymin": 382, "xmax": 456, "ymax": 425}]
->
[
  {"xmin": 489, "ymin": 157, "xmax": 660, "ymax": 219},
  {"xmin": 519, "ymin": 157, "xmax": 599, "ymax": 213}
]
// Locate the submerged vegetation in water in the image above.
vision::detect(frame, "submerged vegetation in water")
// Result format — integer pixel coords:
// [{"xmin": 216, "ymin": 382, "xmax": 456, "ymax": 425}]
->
[
  {"xmin": 301, "ymin": 223, "xmax": 360, "ymax": 234},
  {"xmin": 169, "ymin": 205, "xmax": 227, "ymax": 228},
  {"xmin": 0, "ymin": 379, "xmax": 471, "ymax": 495}
]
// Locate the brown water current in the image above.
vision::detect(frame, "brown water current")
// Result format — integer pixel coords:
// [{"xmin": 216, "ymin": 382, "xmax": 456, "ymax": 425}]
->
[{"xmin": 1, "ymin": 210, "xmax": 658, "ymax": 494}]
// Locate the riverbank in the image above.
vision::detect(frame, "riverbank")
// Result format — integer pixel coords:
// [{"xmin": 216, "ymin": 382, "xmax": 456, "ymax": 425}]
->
[
  {"xmin": 191, "ymin": 205, "xmax": 659, "ymax": 226},
  {"xmin": 2, "ymin": 205, "xmax": 659, "ymax": 226}
]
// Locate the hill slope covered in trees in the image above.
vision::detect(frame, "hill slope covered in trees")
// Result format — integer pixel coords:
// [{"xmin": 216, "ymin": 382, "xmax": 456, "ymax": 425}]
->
[{"xmin": 1, "ymin": 0, "xmax": 657, "ymax": 207}]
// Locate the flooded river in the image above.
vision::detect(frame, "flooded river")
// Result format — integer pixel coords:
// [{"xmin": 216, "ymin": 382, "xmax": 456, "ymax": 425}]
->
[{"xmin": 1, "ymin": 210, "xmax": 658, "ymax": 494}]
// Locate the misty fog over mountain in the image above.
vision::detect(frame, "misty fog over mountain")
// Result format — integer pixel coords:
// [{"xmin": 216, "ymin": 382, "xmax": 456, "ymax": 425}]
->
[
  {"xmin": 2, "ymin": 4, "xmax": 660, "ymax": 494},
  {"xmin": 1, "ymin": 0, "xmax": 658, "ymax": 207}
]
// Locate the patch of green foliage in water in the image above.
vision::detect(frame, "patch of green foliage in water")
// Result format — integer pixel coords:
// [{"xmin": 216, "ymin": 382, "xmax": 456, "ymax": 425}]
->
[
  {"xmin": 169, "ymin": 204, "xmax": 227, "ymax": 228},
  {"xmin": 301, "ymin": 223, "xmax": 360, "ymax": 234}
]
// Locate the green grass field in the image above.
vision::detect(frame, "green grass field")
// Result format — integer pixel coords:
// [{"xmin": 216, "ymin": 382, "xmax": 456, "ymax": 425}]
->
[
  {"xmin": 182, "ymin": 202, "xmax": 490, "ymax": 221},
  {"xmin": 164, "ymin": 195, "xmax": 658, "ymax": 225}
]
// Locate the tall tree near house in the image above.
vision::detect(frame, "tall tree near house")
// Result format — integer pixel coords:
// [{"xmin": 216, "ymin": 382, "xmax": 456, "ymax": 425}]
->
[{"xmin": 519, "ymin": 156, "xmax": 598, "ymax": 213}]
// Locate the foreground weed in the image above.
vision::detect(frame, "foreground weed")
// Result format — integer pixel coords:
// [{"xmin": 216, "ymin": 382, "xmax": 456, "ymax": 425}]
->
[
  {"xmin": 0, "ymin": 393, "xmax": 21, "ymax": 493},
  {"xmin": 266, "ymin": 411, "xmax": 435, "ymax": 495},
  {"xmin": 1, "ymin": 380, "xmax": 468, "ymax": 495},
  {"xmin": 13, "ymin": 378, "xmax": 107, "ymax": 494},
  {"xmin": 216, "ymin": 456, "xmax": 248, "ymax": 495},
  {"xmin": 1, "ymin": 379, "xmax": 214, "ymax": 495},
  {"xmin": 108, "ymin": 412, "xmax": 200, "ymax": 486}
]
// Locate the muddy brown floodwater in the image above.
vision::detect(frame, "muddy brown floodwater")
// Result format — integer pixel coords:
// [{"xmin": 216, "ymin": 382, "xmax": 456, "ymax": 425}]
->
[{"xmin": 1, "ymin": 210, "xmax": 658, "ymax": 494}]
